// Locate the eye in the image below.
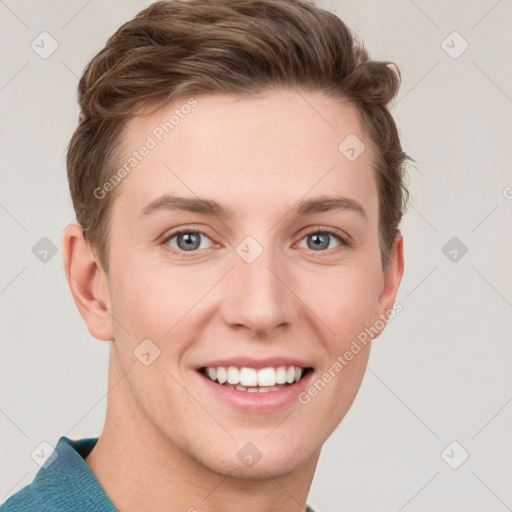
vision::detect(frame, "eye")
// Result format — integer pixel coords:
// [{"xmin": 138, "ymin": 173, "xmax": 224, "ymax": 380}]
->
[
  {"xmin": 161, "ymin": 226, "xmax": 349, "ymax": 259},
  {"xmin": 163, "ymin": 230, "xmax": 214, "ymax": 257},
  {"xmin": 296, "ymin": 227, "xmax": 348, "ymax": 254}
]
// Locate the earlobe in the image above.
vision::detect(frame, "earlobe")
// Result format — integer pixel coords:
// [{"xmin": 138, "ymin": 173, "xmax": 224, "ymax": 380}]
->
[
  {"xmin": 374, "ymin": 233, "xmax": 405, "ymax": 336},
  {"xmin": 62, "ymin": 224, "xmax": 114, "ymax": 341}
]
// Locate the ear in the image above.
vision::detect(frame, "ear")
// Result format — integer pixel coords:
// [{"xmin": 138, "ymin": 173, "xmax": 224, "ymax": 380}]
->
[
  {"xmin": 373, "ymin": 233, "xmax": 404, "ymax": 337},
  {"xmin": 62, "ymin": 224, "xmax": 114, "ymax": 341}
]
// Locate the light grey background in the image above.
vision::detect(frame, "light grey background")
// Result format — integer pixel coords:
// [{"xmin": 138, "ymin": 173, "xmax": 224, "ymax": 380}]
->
[{"xmin": 1, "ymin": 1, "xmax": 511, "ymax": 510}]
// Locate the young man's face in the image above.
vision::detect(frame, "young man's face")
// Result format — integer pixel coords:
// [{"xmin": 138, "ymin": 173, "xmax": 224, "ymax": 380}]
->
[{"xmin": 79, "ymin": 89, "xmax": 402, "ymax": 478}]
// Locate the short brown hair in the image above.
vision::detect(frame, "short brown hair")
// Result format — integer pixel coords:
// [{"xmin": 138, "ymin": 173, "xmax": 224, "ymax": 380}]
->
[{"xmin": 67, "ymin": 0, "xmax": 410, "ymax": 272}]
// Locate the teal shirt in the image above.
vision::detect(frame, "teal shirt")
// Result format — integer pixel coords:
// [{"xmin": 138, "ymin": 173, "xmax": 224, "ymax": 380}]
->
[
  {"xmin": 0, "ymin": 436, "xmax": 117, "ymax": 512},
  {"xmin": 1, "ymin": 436, "xmax": 318, "ymax": 511}
]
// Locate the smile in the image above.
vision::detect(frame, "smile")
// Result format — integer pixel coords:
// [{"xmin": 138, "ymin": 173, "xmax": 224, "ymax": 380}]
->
[{"xmin": 199, "ymin": 365, "xmax": 312, "ymax": 393}]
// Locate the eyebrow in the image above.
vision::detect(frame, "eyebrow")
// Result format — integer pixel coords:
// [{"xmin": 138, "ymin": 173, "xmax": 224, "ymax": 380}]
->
[{"xmin": 140, "ymin": 194, "xmax": 367, "ymax": 221}]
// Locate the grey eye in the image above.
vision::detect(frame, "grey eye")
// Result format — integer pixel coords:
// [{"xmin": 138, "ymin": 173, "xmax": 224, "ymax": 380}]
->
[
  {"xmin": 168, "ymin": 232, "xmax": 208, "ymax": 252},
  {"xmin": 307, "ymin": 233, "xmax": 331, "ymax": 251}
]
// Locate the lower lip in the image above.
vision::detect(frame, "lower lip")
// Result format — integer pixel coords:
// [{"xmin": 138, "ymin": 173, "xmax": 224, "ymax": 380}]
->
[{"xmin": 196, "ymin": 370, "xmax": 315, "ymax": 412}]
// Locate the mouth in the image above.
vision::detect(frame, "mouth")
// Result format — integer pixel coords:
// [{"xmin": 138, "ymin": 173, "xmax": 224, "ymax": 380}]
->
[{"xmin": 198, "ymin": 365, "xmax": 314, "ymax": 393}]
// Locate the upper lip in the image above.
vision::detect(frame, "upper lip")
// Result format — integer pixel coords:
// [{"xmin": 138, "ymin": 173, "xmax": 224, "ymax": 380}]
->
[{"xmin": 196, "ymin": 357, "xmax": 313, "ymax": 370}]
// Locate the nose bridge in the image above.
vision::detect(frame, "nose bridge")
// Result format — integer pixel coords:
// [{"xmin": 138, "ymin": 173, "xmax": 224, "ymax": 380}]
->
[{"xmin": 222, "ymin": 235, "xmax": 295, "ymax": 335}]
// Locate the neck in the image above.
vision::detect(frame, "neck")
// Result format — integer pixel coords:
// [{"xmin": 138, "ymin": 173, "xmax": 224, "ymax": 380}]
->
[{"xmin": 85, "ymin": 344, "xmax": 320, "ymax": 512}]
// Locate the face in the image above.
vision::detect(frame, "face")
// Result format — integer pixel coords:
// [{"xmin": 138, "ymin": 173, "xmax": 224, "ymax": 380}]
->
[{"xmin": 90, "ymin": 89, "xmax": 402, "ymax": 478}]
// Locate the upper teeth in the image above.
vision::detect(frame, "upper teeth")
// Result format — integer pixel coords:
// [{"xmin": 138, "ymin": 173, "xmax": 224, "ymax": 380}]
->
[{"xmin": 205, "ymin": 366, "xmax": 303, "ymax": 387}]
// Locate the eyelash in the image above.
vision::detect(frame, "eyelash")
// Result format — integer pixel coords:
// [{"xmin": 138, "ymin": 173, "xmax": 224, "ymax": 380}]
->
[{"xmin": 162, "ymin": 226, "xmax": 350, "ymax": 259}]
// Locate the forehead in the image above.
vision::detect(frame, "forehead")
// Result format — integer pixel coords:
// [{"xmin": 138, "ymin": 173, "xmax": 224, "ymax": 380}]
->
[{"xmin": 112, "ymin": 89, "xmax": 378, "ymax": 221}]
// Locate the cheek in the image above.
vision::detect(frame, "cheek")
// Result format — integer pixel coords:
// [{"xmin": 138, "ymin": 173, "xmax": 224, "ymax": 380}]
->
[
  {"xmin": 303, "ymin": 265, "xmax": 382, "ymax": 341},
  {"xmin": 107, "ymin": 267, "xmax": 194, "ymax": 406},
  {"xmin": 108, "ymin": 262, "xmax": 217, "ymax": 359}
]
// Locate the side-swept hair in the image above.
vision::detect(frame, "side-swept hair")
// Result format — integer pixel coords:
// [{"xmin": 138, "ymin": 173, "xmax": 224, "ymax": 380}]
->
[{"xmin": 67, "ymin": 0, "xmax": 410, "ymax": 271}]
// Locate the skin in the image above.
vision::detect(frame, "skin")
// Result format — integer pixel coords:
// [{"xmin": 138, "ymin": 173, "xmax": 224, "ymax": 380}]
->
[{"xmin": 63, "ymin": 88, "xmax": 403, "ymax": 512}]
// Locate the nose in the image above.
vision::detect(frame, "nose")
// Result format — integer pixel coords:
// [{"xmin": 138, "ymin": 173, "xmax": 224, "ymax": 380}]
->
[{"xmin": 220, "ymin": 242, "xmax": 297, "ymax": 337}]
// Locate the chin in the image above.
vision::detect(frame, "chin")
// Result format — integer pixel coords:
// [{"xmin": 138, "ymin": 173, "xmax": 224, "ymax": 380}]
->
[
  {"xmin": 188, "ymin": 435, "xmax": 318, "ymax": 481},
  {"xmin": 204, "ymin": 454, "xmax": 307, "ymax": 481}
]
